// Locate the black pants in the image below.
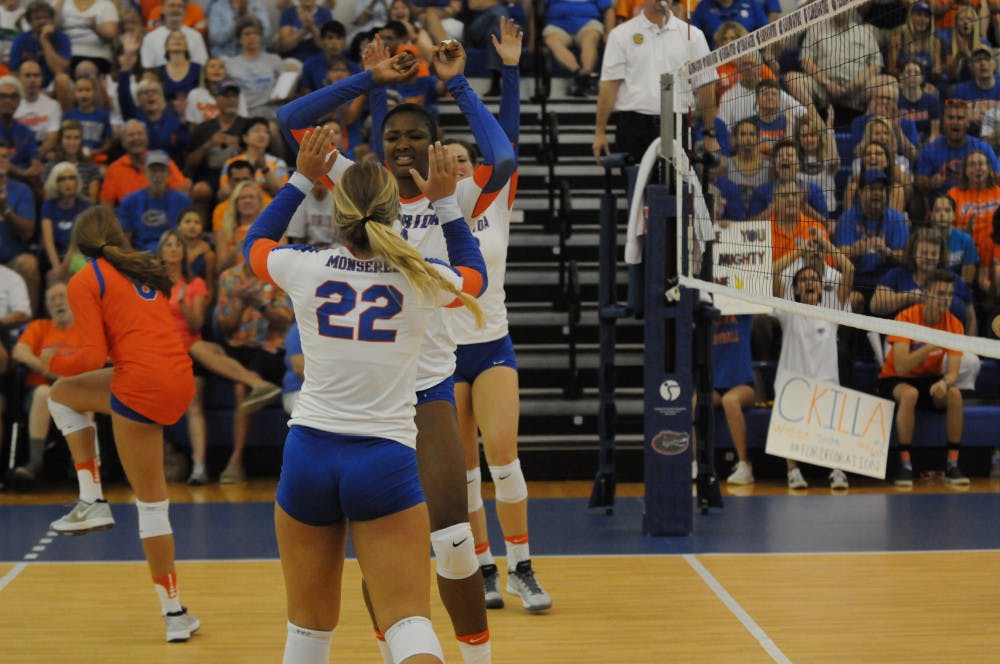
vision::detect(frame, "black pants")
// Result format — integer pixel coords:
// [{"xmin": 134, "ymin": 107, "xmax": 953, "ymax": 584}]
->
[{"xmin": 613, "ymin": 111, "xmax": 661, "ymax": 163}]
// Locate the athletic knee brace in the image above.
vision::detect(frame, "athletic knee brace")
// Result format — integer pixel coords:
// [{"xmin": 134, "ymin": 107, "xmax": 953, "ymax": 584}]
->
[
  {"xmin": 136, "ymin": 499, "xmax": 173, "ymax": 539},
  {"xmin": 466, "ymin": 467, "xmax": 483, "ymax": 512},
  {"xmin": 430, "ymin": 523, "xmax": 478, "ymax": 580},
  {"xmin": 385, "ymin": 616, "xmax": 443, "ymax": 663},
  {"xmin": 283, "ymin": 622, "xmax": 334, "ymax": 664},
  {"xmin": 489, "ymin": 459, "xmax": 528, "ymax": 504},
  {"xmin": 48, "ymin": 398, "xmax": 94, "ymax": 436}
]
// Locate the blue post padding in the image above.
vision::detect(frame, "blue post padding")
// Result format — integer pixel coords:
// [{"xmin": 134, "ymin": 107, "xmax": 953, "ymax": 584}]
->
[{"xmin": 642, "ymin": 185, "xmax": 693, "ymax": 536}]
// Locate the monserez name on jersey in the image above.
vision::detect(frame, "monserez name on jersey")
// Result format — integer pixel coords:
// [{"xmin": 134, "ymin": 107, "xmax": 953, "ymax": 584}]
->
[{"xmin": 325, "ymin": 255, "xmax": 398, "ymax": 273}]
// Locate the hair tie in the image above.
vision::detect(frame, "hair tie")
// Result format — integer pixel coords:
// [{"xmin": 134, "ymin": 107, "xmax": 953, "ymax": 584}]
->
[
  {"xmin": 98, "ymin": 243, "xmax": 111, "ymax": 255},
  {"xmin": 360, "ymin": 215, "xmax": 376, "ymax": 224}
]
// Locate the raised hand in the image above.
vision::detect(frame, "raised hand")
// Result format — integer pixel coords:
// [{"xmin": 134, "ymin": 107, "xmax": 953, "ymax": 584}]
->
[
  {"xmin": 491, "ymin": 17, "xmax": 523, "ymax": 67},
  {"xmin": 411, "ymin": 141, "xmax": 459, "ymax": 201},
  {"xmin": 432, "ymin": 39, "xmax": 466, "ymax": 82},
  {"xmin": 295, "ymin": 125, "xmax": 339, "ymax": 183},
  {"xmin": 369, "ymin": 51, "xmax": 420, "ymax": 85},
  {"xmin": 363, "ymin": 34, "xmax": 391, "ymax": 71}
]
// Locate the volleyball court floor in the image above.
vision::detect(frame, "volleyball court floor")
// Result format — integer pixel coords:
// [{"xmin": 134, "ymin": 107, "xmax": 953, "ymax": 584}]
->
[{"xmin": 1, "ymin": 480, "xmax": 997, "ymax": 662}]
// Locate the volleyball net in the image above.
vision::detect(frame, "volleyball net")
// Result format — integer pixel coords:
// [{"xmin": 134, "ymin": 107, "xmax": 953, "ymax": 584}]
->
[{"xmin": 661, "ymin": 0, "xmax": 1000, "ymax": 362}]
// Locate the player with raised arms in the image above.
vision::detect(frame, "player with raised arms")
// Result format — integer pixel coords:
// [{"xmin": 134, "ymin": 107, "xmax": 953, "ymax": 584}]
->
[
  {"xmin": 277, "ymin": 40, "xmax": 515, "ymax": 664},
  {"xmin": 42, "ymin": 205, "xmax": 200, "ymax": 643},
  {"xmin": 244, "ymin": 125, "xmax": 487, "ymax": 663}
]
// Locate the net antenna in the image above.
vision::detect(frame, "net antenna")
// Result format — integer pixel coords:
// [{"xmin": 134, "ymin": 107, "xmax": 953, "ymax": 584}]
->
[{"xmin": 662, "ymin": 0, "xmax": 1000, "ymax": 361}]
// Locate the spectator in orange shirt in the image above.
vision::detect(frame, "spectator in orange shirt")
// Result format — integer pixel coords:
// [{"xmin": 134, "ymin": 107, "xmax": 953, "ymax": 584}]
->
[
  {"xmin": 211, "ymin": 158, "xmax": 273, "ymax": 231},
  {"xmin": 769, "ymin": 177, "xmax": 832, "ymax": 264},
  {"xmin": 947, "ymin": 148, "xmax": 1000, "ymax": 268},
  {"xmin": 144, "ymin": 0, "xmax": 207, "ymax": 34},
  {"xmin": 877, "ymin": 269, "xmax": 969, "ymax": 487},
  {"xmin": 10, "ymin": 279, "xmax": 81, "ymax": 484},
  {"xmin": 99, "ymin": 119, "xmax": 190, "ymax": 207}
]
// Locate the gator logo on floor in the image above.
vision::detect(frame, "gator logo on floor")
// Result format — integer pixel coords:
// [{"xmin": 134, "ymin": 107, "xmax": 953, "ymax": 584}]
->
[{"xmin": 651, "ymin": 430, "xmax": 689, "ymax": 456}]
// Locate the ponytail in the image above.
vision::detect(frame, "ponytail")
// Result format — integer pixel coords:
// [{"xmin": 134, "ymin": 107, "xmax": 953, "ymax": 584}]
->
[
  {"xmin": 333, "ymin": 161, "xmax": 486, "ymax": 328},
  {"xmin": 71, "ymin": 206, "xmax": 174, "ymax": 296},
  {"xmin": 366, "ymin": 221, "xmax": 485, "ymax": 328}
]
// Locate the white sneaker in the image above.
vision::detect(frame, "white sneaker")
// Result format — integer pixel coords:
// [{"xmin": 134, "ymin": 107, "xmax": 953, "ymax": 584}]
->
[
  {"xmin": 165, "ymin": 608, "xmax": 200, "ymax": 642},
  {"xmin": 829, "ymin": 469, "xmax": 849, "ymax": 490},
  {"xmin": 50, "ymin": 499, "xmax": 115, "ymax": 535},
  {"xmin": 787, "ymin": 467, "xmax": 808, "ymax": 489},
  {"xmin": 726, "ymin": 461, "xmax": 754, "ymax": 485},
  {"xmin": 506, "ymin": 561, "xmax": 552, "ymax": 612}
]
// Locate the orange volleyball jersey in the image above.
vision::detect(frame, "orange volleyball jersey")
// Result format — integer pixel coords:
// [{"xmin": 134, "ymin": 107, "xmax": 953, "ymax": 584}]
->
[{"xmin": 51, "ymin": 258, "xmax": 194, "ymax": 424}]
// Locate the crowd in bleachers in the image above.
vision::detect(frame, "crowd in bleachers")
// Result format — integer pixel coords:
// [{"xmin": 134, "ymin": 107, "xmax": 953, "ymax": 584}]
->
[{"xmin": 1, "ymin": 0, "xmax": 999, "ymax": 489}]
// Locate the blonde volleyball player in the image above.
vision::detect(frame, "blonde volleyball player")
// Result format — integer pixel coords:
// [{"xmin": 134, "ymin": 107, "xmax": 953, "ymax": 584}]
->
[
  {"xmin": 442, "ymin": 19, "xmax": 552, "ymax": 613},
  {"xmin": 278, "ymin": 42, "xmax": 515, "ymax": 663},
  {"xmin": 244, "ymin": 126, "xmax": 487, "ymax": 663}
]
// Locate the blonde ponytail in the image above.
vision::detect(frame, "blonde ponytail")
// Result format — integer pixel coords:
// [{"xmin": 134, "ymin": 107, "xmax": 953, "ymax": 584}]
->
[
  {"xmin": 366, "ymin": 221, "xmax": 485, "ymax": 328},
  {"xmin": 332, "ymin": 160, "xmax": 485, "ymax": 328}
]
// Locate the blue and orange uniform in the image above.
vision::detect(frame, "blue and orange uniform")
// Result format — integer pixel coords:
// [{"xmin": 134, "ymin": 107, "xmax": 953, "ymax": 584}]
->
[{"xmin": 50, "ymin": 258, "xmax": 195, "ymax": 426}]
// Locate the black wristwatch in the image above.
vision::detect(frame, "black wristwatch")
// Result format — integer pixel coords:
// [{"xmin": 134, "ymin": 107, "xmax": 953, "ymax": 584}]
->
[{"xmin": 702, "ymin": 127, "xmax": 718, "ymax": 138}]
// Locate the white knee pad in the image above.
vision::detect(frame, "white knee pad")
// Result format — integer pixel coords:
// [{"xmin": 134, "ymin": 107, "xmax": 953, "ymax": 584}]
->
[
  {"xmin": 136, "ymin": 499, "xmax": 173, "ymax": 539},
  {"xmin": 466, "ymin": 467, "xmax": 483, "ymax": 512},
  {"xmin": 489, "ymin": 459, "xmax": 528, "ymax": 504},
  {"xmin": 385, "ymin": 616, "xmax": 443, "ymax": 664},
  {"xmin": 48, "ymin": 398, "xmax": 94, "ymax": 436},
  {"xmin": 430, "ymin": 523, "xmax": 478, "ymax": 580}
]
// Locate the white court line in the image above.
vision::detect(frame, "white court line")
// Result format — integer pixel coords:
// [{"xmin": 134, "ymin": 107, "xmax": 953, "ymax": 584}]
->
[
  {"xmin": 0, "ymin": 562, "xmax": 27, "ymax": 593},
  {"xmin": 683, "ymin": 554, "xmax": 792, "ymax": 664}
]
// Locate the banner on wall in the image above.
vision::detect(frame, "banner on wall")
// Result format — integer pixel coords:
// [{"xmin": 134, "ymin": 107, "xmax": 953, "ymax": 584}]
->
[{"xmin": 766, "ymin": 370, "xmax": 894, "ymax": 479}]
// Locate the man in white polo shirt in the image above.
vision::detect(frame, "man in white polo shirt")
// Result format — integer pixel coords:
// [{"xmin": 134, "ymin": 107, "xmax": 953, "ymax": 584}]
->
[{"xmin": 593, "ymin": 0, "xmax": 718, "ymax": 163}]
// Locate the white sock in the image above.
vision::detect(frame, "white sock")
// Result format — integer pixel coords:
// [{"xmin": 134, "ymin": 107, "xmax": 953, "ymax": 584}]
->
[
  {"xmin": 153, "ymin": 572, "xmax": 183, "ymax": 615},
  {"xmin": 75, "ymin": 460, "xmax": 103, "ymax": 503},
  {"xmin": 476, "ymin": 543, "xmax": 495, "ymax": 567},
  {"xmin": 192, "ymin": 460, "xmax": 206, "ymax": 475},
  {"xmin": 375, "ymin": 631, "xmax": 393, "ymax": 664},
  {"xmin": 504, "ymin": 535, "xmax": 530, "ymax": 568},
  {"xmin": 283, "ymin": 622, "xmax": 333, "ymax": 664},
  {"xmin": 458, "ymin": 636, "xmax": 492, "ymax": 664}
]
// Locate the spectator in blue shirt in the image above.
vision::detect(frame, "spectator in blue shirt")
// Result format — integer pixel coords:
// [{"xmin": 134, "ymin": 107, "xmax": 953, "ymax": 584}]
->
[
  {"xmin": 40, "ymin": 161, "xmax": 91, "ymax": 277},
  {"xmin": 898, "ymin": 58, "xmax": 941, "ymax": 146},
  {"xmin": 8, "ymin": 1, "xmax": 72, "ymax": 107},
  {"xmin": 949, "ymin": 45, "xmax": 1000, "ymax": 136},
  {"xmin": 929, "ymin": 192, "xmax": 979, "ymax": 284},
  {"xmin": 690, "ymin": 0, "xmax": 769, "ymax": 50},
  {"xmin": 118, "ymin": 150, "xmax": 192, "ymax": 252},
  {"xmin": 915, "ymin": 97, "xmax": 1000, "ymax": 201},
  {"xmin": 0, "ymin": 139, "xmax": 40, "ymax": 314},
  {"xmin": 278, "ymin": 0, "xmax": 333, "ymax": 63},
  {"xmin": 117, "ymin": 72, "xmax": 189, "ymax": 166},
  {"xmin": 0, "ymin": 75, "xmax": 42, "ymax": 190},
  {"xmin": 848, "ymin": 76, "xmax": 920, "ymax": 166},
  {"xmin": 301, "ymin": 21, "xmax": 358, "ymax": 93},
  {"xmin": 748, "ymin": 139, "xmax": 829, "ymax": 222},
  {"xmin": 543, "ymin": 0, "xmax": 612, "ymax": 97},
  {"xmin": 834, "ymin": 168, "xmax": 911, "ymax": 310}
]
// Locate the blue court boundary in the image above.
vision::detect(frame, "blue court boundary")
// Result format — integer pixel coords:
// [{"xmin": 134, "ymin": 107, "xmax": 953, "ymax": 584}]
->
[{"xmin": 2, "ymin": 493, "xmax": 997, "ymax": 563}]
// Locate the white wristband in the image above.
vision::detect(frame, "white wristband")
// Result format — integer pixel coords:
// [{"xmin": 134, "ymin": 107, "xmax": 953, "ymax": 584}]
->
[
  {"xmin": 432, "ymin": 195, "xmax": 462, "ymax": 224},
  {"xmin": 289, "ymin": 171, "xmax": 312, "ymax": 194}
]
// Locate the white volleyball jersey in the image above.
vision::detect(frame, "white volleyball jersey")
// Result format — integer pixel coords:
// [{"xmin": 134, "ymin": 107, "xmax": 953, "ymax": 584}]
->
[
  {"xmin": 443, "ymin": 180, "xmax": 513, "ymax": 345},
  {"xmin": 328, "ymin": 155, "xmax": 493, "ymax": 390},
  {"xmin": 265, "ymin": 243, "xmax": 462, "ymax": 447}
]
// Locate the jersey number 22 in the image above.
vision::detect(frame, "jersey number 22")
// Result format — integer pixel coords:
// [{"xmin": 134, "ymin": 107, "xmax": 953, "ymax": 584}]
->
[{"xmin": 315, "ymin": 280, "xmax": 402, "ymax": 342}]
